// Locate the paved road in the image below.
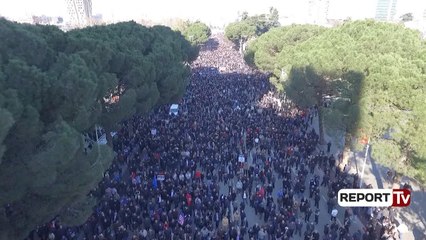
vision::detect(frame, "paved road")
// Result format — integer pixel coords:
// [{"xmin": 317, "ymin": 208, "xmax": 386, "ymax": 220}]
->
[
  {"xmin": 216, "ymin": 114, "xmax": 365, "ymax": 240},
  {"xmin": 323, "ymin": 127, "xmax": 424, "ymax": 239},
  {"xmin": 348, "ymin": 151, "xmax": 425, "ymax": 239}
]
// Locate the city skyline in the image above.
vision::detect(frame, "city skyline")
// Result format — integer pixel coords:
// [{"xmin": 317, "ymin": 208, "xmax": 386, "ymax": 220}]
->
[
  {"xmin": 0, "ymin": 0, "xmax": 425, "ymax": 26},
  {"xmin": 375, "ymin": 0, "xmax": 398, "ymax": 21},
  {"xmin": 65, "ymin": 0, "xmax": 92, "ymax": 27},
  {"xmin": 307, "ymin": 0, "xmax": 330, "ymax": 25}
]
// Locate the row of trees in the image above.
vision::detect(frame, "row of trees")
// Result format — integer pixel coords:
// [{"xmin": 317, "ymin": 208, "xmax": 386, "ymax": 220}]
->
[
  {"xmin": 225, "ymin": 7, "xmax": 280, "ymax": 53},
  {"xmin": 0, "ymin": 19, "xmax": 199, "ymax": 239},
  {"xmin": 175, "ymin": 20, "xmax": 212, "ymax": 46},
  {"xmin": 245, "ymin": 21, "xmax": 426, "ymax": 183}
]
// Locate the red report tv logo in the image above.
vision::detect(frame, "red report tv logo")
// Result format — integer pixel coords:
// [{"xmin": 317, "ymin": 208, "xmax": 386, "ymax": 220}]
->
[{"xmin": 338, "ymin": 189, "xmax": 411, "ymax": 207}]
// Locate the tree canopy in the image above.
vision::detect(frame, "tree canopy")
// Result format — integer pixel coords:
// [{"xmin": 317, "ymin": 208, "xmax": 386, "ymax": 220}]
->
[
  {"xmin": 178, "ymin": 20, "xmax": 212, "ymax": 46},
  {"xmin": 0, "ymin": 18, "xmax": 197, "ymax": 239},
  {"xmin": 225, "ymin": 7, "xmax": 280, "ymax": 51},
  {"xmin": 246, "ymin": 20, "xmax": 426, "ymax": 183},
  {"xmin": 400, "ymin": 13, "xmax": 414, "ymax": 22}
]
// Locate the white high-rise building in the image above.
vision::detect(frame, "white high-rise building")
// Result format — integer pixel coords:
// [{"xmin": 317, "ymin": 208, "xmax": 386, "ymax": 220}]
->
[
  {"xmin": 375, "ymin": 0, "xmax": 398, "ymax": 22},
  {"xmin": 307, "ymin": 0, "xmax": 330, "ymax": 25},
  {"xmin": 65, "ymin": 0, "xmax": 92, "ymax": 27},
  {"xmin": 423, "ymin": 8, "xmax": 426, "ymax": 22}
]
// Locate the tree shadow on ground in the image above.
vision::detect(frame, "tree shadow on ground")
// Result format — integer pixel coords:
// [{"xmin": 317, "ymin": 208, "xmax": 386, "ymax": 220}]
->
[
  {"xmin": 283, "ymin": 66, "xmax": 363, "ymax": 147},
  {"xmin": 200, "ymin": 38, "xmax": 219, "ymax": 51},
  {"xmin": 281, "ymin": 66, "xmax": 425, "ymax": 239},
  {"xmin": 368, "ymin": 151, "xmax": 384, "ymax": 189},
  {"xmin": 397, "ymin": 190, "xmax": 426, "ymax": 239},
  {"xmin": 364, "ymin": 152, "xmax": 426, "ymax": 239}
]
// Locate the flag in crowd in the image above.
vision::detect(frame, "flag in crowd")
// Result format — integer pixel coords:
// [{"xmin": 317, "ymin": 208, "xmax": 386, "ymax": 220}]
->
[
  {"xmin": 178, "ymin": 212, "xmax": 185, "ymax": 225},
  {"xmin": 152, "ymin": 175, "xmax": 158, "ymax": 190}
]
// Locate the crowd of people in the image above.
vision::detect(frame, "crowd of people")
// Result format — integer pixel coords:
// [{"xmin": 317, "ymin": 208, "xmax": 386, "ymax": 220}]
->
[{"xmin": 27, "ymin": 34, "xmax": 402, "ymax": 240}]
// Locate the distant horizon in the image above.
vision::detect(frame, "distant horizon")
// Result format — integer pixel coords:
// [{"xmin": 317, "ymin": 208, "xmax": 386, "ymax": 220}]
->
[{"xmin": 0, "ymin": 0, "xmax": 425, "ymax": 26}]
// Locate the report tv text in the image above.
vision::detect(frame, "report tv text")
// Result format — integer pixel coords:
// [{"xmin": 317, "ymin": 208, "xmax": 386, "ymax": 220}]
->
[{"xmin": 337, "ymin": 189, "xmax": 411, "ymax": 207}]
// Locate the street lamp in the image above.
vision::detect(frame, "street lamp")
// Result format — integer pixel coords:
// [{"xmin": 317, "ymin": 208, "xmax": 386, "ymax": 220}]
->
[
  {"xmin": 350, "ymin": 135, "xmax": 358, "ymax": 173},
  {"xmin": 359, "ymin": 137, "xmax": 370, "ymax": 188}
]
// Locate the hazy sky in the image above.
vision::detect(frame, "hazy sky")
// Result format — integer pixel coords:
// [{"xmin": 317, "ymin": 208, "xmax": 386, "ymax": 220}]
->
[{"xmin": 0, "ymin": 0, "xmax": 424, "ymax": 25}]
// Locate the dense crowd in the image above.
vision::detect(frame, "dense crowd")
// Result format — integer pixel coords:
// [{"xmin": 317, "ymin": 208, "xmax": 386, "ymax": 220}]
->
[{"xmin": 27, "ymin": 35, "xmax": 401, "ymax": 240}]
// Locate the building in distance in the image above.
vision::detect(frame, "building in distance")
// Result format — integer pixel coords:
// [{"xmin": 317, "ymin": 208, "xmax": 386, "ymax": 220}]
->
[
  {"xmin": 65, "ymin": 0, "xmax": 92, "ymax": 28},
  {"xmin": 375, "ymin": 0, "xmax": 398, "ymax": 22},
  {"xmin": 32, "ymin": 15, "xmax": 64, "ymax": 25}
]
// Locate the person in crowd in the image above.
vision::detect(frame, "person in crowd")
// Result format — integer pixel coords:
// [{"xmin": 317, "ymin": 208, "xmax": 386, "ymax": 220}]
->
[{"xmin": 27, "ymin": 34, "xmax": 396, "ymax": 240}]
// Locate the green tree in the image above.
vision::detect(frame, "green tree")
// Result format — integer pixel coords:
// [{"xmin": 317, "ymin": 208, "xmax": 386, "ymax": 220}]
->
[
  {"xmin": 400, "ymin": 13, "xmax": 414, "ymax": 22},
  {"xmin": 284, "ymin": 66, "xmax": 364, "ymax": 142},
  {"xmin": 240, "ymin": 11, "xmax": 249, "ymax": 21},
  {"xmin": 0, "ymin": 19, "xmax": 197, "ymax": 239},
  {"xmin": 246, "ymin": 20, "xmax": 426, "ymax": 183},
  {"xmin": 268, "ymin": 7, "xmax": 280, "ymax": 28},
  {"xmin": 245, "ymin": 24, "xmax": 326, "ymax": 71},
  {"xmin": 225, "ymin": 7, "xmax": 281, "ymax": 52},
  {"xmin": 225, "ymin": 21, "xmax": 257, "ymax": 52},
  {"xmin": 181, "ymin": 21, "xmax": 212, "ymax": 45}
]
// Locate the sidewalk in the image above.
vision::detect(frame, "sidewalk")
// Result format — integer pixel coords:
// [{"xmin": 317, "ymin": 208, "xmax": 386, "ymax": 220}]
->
[
  {"xmin": 310, "ymin": 115, "xmax": 366, "ymax": 235},
  {"xmin": 317, "ymin": 117, "xmax": 423, "ymax": 240},
  {"xmin": 233, "ymin": 115, "xmax": 357, "ymax": 239},
  {"xmin": 350, "ymin": 148, "xmax": 425, "ymax": 239}
]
